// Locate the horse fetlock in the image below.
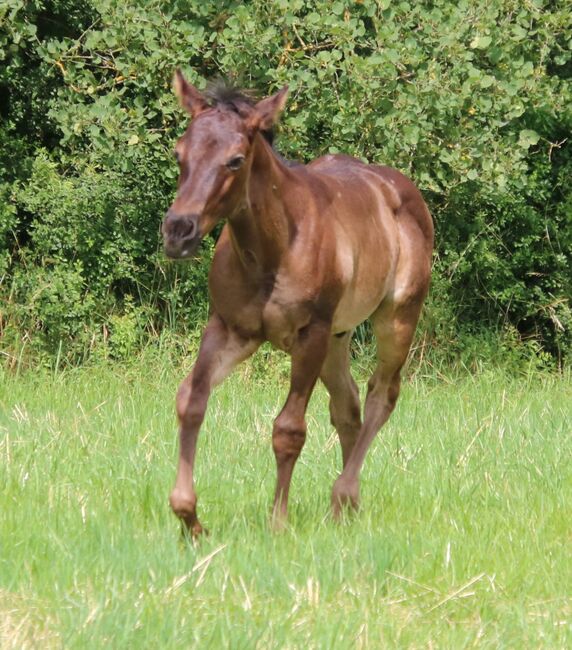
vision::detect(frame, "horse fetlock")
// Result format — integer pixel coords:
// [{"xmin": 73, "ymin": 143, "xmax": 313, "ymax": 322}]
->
[
  {"xmin": 331, "ymin": 476, "xmax": 360, "ymax": 517},
  {"xmin": 270, "ymin": 506, "xmax": 289, "ymax": 533},
  {"xmin": 169, "ymin": 488, "xmax": 197, "ymax": 520},
  {"xmin": 170, "ymin": 490, "xmax": 205, "ymax": 537}
]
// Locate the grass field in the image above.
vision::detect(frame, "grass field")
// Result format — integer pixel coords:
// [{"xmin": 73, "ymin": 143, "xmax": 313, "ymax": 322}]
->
[{"xmin": 1, "ymin": 356, "xmax": 571, "ymax": 648}]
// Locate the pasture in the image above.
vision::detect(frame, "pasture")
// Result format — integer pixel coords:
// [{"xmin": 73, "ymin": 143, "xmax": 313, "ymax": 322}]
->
[{"xmin": 1, "ymin": 358, "xmax": 570, "ymax": 648}]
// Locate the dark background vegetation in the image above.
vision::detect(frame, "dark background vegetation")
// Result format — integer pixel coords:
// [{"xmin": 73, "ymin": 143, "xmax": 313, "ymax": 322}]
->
[{"xmin": 1, "ymin": 0, "xmax": 570, "ymax": 369}]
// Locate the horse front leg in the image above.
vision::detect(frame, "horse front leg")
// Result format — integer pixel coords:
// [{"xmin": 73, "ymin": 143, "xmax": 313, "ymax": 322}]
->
[
  {"xmin": 271, "ymin": 321, "xmax": 330, "ymax": 529},
  {"xmin": 170, "ymin": 314, "xmax": 260, "ymax": 536}
]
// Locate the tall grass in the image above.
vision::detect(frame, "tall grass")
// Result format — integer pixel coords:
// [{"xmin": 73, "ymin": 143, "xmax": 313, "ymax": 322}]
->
[{"xmin": 1, "ymin": 356, "xmax": 570, "ymax": 648}]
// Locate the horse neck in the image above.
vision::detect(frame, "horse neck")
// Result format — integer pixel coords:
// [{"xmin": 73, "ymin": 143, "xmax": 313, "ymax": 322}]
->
[{"xmin": 228, "ymin": 135, "xmax": 293, "ymax": 272}]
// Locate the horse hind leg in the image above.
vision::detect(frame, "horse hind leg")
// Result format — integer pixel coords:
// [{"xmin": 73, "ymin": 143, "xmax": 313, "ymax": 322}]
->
[
  {"xmin": 320, "ymin": 331, "xmax": 362, "ymax": 468},
  {"xmin": 331, "ymin": 300, "xmax": 421, "ymax": 517}
]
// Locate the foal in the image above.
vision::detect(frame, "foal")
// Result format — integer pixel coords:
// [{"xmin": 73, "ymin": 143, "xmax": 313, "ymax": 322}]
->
[{"xmin": 162, "ymin": 71, "xmax": 433, "ymax": 535}]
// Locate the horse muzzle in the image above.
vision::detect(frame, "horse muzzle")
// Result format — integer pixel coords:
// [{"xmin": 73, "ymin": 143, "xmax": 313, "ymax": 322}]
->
[{"xmin": 162, "ymin": 210, "xmax": 202, "ymax": 260}]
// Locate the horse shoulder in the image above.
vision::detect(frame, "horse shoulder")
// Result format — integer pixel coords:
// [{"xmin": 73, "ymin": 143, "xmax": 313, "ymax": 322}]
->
[{"xmin": 208, "ymin": 228, "xmax": 266, "ymax": 338}]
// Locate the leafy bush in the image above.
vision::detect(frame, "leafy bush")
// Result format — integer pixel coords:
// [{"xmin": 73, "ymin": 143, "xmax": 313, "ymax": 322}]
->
[{"xmin": 1, "ymin": 0, "xmax": 570, "ymax": 365}]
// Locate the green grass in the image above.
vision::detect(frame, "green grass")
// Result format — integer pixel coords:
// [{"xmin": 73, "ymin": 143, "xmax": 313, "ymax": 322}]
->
[{"xmin": 1, "ymin": 357, "xmax": 571, "ymax": 648}]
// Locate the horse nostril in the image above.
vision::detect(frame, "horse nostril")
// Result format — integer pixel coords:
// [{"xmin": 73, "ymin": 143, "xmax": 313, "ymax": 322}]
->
[
  {"xmin": 164, "ymin": 211, "xmax": 198, "ymax": 240},
  {"xmin": 186, "ymin": 219, "xmax": 197, "ymax": 239}
]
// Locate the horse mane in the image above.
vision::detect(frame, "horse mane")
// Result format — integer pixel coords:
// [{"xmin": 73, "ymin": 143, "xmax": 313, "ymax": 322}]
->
[
  {"xmin": 204, "ymin": 80, "xmax": 257, "ymax": 108},
  {"xmin": 204, "ymin": 80, "xmax": 275, "ymax": 145}
]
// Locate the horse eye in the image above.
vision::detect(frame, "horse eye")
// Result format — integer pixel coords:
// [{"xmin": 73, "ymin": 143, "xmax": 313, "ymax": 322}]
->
[
  {"xmin": 174, "ymin": 150, "xmax": 181, "ymax": 163},
  {"xmin": 226, "ymin": 155, "xmax": 245, "ymax": 171}
]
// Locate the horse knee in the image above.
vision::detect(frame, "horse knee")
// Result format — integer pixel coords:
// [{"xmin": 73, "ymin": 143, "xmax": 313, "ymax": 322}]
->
[{"xmin": 272, "ymin": 413, "xmax": 306, "ymax": 462}]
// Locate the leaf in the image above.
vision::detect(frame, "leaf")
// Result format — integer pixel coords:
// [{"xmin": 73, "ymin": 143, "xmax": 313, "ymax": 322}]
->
[
  {"xmin": 518, "ymin": 129, "xmax": 540, "ymax": 148},
  {"xmin": 470, "ymin": 35, "xmax": 492, "ymax": 50},
  {"xmin": 127, "ymin": 135, "xmax": 139, "ymax": 146},
  {"xmin": 512, "ymin": 25, "xmax": 527, "ymax": 41},
  {"xmin": 519, "ymin": 61, "xmax": 534, "ymax": 77}
]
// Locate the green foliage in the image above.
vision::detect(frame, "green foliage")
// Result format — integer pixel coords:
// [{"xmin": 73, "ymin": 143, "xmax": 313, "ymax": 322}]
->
[
  {"xmin": 1, "ymin": 363, "xmax": 571, "ymax": 645},
  {"xmin": 2, "ymin": 152, "xmax": 211, "ymax": 362},
  {"xmin": 1, "ymin": 0, "xmax": 571, "ymax": 364}
]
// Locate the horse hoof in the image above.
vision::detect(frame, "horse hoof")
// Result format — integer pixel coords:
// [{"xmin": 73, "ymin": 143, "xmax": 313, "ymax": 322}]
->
[{"xmin": 180, "ymin": 519, "xmax": 208, "ymax": 542}]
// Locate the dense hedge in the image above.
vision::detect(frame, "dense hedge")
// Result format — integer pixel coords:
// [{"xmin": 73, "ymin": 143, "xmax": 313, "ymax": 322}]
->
[{"xmin": 1, "ymin": 0, "xmax": 571, "ymax": 365}]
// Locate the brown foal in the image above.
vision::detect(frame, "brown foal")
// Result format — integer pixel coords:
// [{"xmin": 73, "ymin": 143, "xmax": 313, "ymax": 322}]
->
[{"xmin": 162, "ymin": 70, "xmax": 433, "ymax": 535}]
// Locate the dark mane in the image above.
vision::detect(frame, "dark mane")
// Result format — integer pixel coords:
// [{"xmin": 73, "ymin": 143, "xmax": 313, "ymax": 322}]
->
[
  {"xmin": 204, "ymin": 80, "xmax": 275, "ymax": 146},
  {"xmin": 204, "ymin": 80, "xmax": 258, "ymax": 109}
]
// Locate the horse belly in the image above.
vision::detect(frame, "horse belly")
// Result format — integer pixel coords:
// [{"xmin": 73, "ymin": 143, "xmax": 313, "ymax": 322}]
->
[
  {"xmin": 331, "ymin": 228, "xmax": 397, "ymax": 332},
  {"xmin": 332, "ymin": 283, "xmax": 386, "ymax": 332}
]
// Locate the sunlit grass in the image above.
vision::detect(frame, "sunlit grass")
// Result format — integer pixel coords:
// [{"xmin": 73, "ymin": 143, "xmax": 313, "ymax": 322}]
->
[{"xmin": 1, "ymin": 358, "xmax": 571, "ymax": 648}]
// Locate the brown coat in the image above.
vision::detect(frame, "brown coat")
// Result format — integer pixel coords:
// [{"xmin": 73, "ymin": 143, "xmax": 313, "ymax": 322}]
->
[{"xmin": 162, "ymin": 71, "xmax": 433, "ymax": 534}]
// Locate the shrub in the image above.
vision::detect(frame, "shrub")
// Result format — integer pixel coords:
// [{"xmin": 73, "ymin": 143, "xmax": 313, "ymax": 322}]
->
[{"xmin": 1, "ymin": 0, "xmax": 570, "ymax": 365}]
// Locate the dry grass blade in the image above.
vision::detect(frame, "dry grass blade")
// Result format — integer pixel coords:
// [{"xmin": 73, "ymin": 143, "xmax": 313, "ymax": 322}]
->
[
  {"xmin": 164, "ymin": 544, "xmax": 228, "ymax": 594},
  {"xmin": 425, "ymin": 573, "xmax": 486, "ymax": 614},
  {"xmin": 386, "ymin": 570, "xmax": 441, "ymax": 595},
  {"xmin": 193, "ymin": 544, "xmax": 228, "ymax": 587}
]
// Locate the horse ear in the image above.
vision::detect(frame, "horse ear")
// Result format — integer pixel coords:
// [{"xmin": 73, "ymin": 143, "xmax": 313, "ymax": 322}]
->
[
  {"xmin": 173, "ymin": 69, "xmax": 209, "ymax": 117},
  {"xmin": 248, "ymin": 85, "xmax": 289, "ymax": 132}
]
